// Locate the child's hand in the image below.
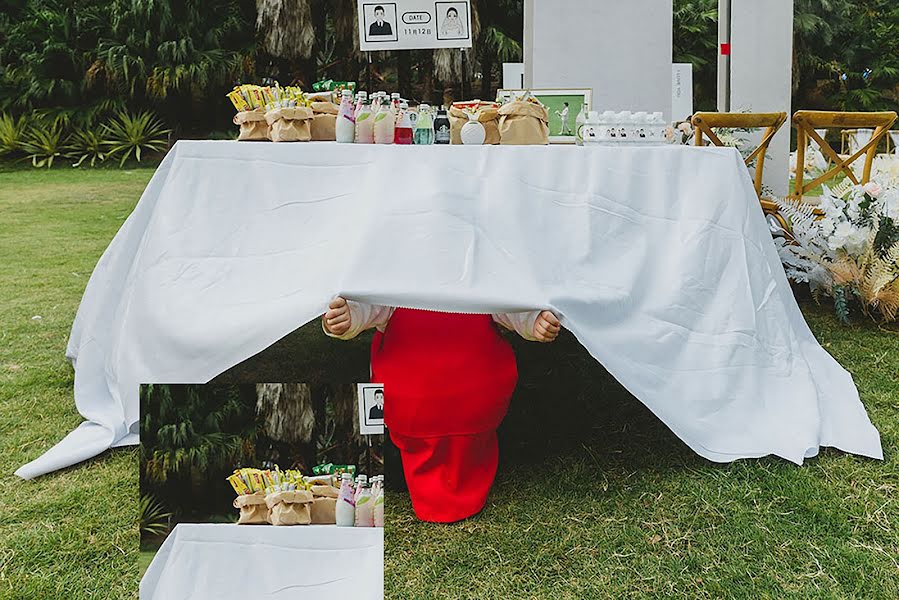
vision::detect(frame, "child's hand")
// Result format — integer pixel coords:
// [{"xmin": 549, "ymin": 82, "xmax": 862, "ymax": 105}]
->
[
  {"xmin": 324, "ymin": 297, "xmax": 351, "ymax": 336},
  {"xmin": 533, "ymin": 311, "xmax": 561, "ymax": 343}
]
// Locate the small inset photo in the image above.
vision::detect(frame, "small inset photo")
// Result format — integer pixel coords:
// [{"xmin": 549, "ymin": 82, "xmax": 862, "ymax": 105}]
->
[
  {"xmin": 362, "ymin": 2, "xmax": 398, "ymax": 43},
  {"xmin": 435, "ymin": 1, "xmax": 470, "ymax": 40},
  {"xmin": 139, "ymin": 383, "xmax": 385, "ymax": 600}
]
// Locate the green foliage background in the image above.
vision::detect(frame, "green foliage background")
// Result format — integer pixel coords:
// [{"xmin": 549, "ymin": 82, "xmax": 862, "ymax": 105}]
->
[{"xmin": 1, "ymin": 0, "xmax": 897, "ymax": 138}]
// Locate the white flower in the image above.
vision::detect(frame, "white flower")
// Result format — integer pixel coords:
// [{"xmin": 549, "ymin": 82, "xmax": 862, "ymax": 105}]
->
[
  {"xmin": 828, "ymin": 221, "xmax": 854, "ymax": 251},
  {"xmin": 817, "ymin": 216, "xmax": 836, "ymax": 236},
  {"xmin": 677, "ymin": 122, "xmax": 692, "ymax": 134},
  {"xmin": 863, "ymin": 182, "xmax": 883, "ymax": 198}
]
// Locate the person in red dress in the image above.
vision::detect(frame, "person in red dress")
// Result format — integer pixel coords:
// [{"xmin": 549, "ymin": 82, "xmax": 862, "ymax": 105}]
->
[{"xmin": 323, "ymin": 297, "xmax": 561, "ymax": 522}]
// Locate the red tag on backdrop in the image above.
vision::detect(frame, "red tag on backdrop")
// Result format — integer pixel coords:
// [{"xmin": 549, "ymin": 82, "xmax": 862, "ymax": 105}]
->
[{"xmin": 720, "ymin": 43, "xmax": 731, "ymax": 55}]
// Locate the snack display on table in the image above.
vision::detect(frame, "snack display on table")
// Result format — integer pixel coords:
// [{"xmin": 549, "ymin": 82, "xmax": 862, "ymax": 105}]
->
[
  {"xmin": 227, "ymin": 84, "xmax": 309, "ymax": 142},
  {"xmin": 227, "ymin": 465, "xmax": 381, "ymax": 526}
]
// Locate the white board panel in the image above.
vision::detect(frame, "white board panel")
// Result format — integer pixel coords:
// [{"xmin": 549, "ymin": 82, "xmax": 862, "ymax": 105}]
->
[
  {"xmin": 729, "ymin": 0, "xmax": 794, "ymax": 198},
  {"xmin": 524, "ymin": 0, "xmax": 673, "ymax": 120}
]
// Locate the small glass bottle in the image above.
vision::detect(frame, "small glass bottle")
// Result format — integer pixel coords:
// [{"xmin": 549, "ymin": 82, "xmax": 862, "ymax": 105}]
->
[
  {"xmin": 434, "ymin": 106, "xmax": 451, "ymax": 144},
  {"xmin": 414, "ymin": 103, "xmax": 434, "ymax": 145}
]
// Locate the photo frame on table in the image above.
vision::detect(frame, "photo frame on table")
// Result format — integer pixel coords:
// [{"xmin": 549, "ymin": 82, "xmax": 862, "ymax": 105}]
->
[
  {"xmin": 497, "ymin": 88, "xmax": 593, "ymax": 144},
  {"xmin": 357, "ymin": 383, "xmax": 385, "ymax": 435}
]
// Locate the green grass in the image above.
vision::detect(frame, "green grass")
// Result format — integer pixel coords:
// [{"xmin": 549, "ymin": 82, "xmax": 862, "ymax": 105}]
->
[{"xmin": 1, "ymin": 167, "xmax": 897, "ymax": 599}]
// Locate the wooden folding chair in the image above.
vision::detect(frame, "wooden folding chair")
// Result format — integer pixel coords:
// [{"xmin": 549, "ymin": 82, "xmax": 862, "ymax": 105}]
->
[
  {"xmin": 791, "ymin": 111, "xmax": 897, "ymax": 201},
  {"xmin": 692, "ymin": 111, "xmax": 789, "ymax": 230}
]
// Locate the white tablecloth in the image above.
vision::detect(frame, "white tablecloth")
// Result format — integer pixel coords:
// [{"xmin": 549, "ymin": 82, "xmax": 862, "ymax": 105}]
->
[
  {"xmin": 17, "ymin": 141, "xmax": 882, "ymax": 478},
  {"xmin": 140, "ymin": 523, "xmax": 383, "ymax": 600}
]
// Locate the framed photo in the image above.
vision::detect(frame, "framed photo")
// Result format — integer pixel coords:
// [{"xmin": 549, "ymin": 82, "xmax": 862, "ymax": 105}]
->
[
  {"xmin": 357, "ymin": 383, "xmax": 385, "ymax": 435},
  {"xmin": 435, "ymin": 2, "xmax": 470, "ymax": 41},
  {"xmin": 497, "ymin": 88, "xmax": 593, "ymax": 144},
  {"xmin": 362, "ymin": 2, "xmax": 399, "ymax": 44}
]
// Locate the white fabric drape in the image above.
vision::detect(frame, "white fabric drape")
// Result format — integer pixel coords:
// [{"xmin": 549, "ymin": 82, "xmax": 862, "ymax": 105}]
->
[
  {"xmin": 16, "ymin": 141, "xmax": 882, "ymax": 479},
  {"xmin": 140, "ymin": 524, "xmax": 383, "ymax": 600}
]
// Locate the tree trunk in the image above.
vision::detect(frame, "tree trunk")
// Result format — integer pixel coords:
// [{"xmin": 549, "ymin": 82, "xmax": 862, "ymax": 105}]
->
[{"xmin": 397, "ymin": 50, "xmax": 412, "ymax": 99}]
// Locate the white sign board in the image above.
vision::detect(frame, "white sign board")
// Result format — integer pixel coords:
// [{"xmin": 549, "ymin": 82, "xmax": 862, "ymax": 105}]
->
[
  {"xmin": 525, "ymin": 0, "xmax": 673, "ymax": 120},
  {"xmin": 671, "ymin": 63, "xmax": 694, "ymax": 123},
  {"xmin": 357, "ymin": 0, "xmax": 472, "ymax": 51}
]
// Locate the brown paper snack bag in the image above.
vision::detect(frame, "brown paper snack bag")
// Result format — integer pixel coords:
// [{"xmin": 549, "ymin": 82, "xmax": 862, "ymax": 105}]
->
[
  {"xmin": 310, "ymin": 484, "xmax": 339, "ymax": 524},
  {"xmin": 449, "ymin": 101, "xmax": 500, "ymax": 145},
  {"xmin": 266, "ymin": 490, "xmax": 313, "ymax": 525},
  {"xmin": 233, "ymin": 110, "xmax": 270, "ymax": 141},
  {"xmin": 234, "ymin": 493, "xmax": 270, "ymax": 524},
  {"xmin": 498, "ymin": 101, "xmax": 550, "ymax": 145},
  {"xmin": 265, "ymin": 106, "xmax": 313, "ymax": 143},
  {"xmin": 310, "ymin": 102, "xmax": 339, "ymax": 141}
]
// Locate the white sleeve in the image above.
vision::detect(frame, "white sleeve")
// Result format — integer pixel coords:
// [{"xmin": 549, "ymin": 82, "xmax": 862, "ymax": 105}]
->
[
  {"xmin": 324, "ymin": 300, "xmax": 393, "ymax": 340},
  {"xmin": 492, "ymin": 311, "xmax": 541, "ymax": 342}
]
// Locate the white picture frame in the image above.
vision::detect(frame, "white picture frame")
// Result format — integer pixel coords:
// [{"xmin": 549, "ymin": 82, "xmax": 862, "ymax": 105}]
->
[
  {"xmin": 357, "ymin": 383, "xmax": 385, "ymax": 435},
  {"xmin": 497, "ymin": 88, "xmax": 593, "ymax": 144}
]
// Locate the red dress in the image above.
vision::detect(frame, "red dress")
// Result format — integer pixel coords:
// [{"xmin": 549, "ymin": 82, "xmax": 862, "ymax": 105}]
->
[{"xmin": 371, "ymin": 308, "xmax": 518, "ymax": 522}]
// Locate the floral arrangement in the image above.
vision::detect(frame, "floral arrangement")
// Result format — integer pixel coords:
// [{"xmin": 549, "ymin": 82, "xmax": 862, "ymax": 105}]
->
[{"xmin": 775, "ymin": 176, "xmax": 899, "ymax": 323}]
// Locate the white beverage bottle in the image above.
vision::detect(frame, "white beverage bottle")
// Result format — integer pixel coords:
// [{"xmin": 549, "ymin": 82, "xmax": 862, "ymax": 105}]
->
[
  {"xmin": 353, "ymin": 474, "xmax": 368, "ymax": 505},
  {"xmin": 372, "ymin": 476, "xmax": 384, "ymax": 528},
  {"xmin": 336, "ymin": 89, "xmax": 356, "ymax": 143},
  {"xmin": 354, "ymin": 101, "xmax": 374, "ymax": 144},
  {"xmin": 354, "ymin": 482, "xmax": 374, "ymax": 527},
  {"xmin": 575, "ymin": 102, "xmax": 588, "ymax": 146},
  {"xmin": 335, "ymin": 473, "xmax": 356, "ymax": 527},
  {"xmin": 353, "ymin": 91, "xmax": 367, "ymax": 121},
  {"xmin": 374, "ymin": 102, "xmax": 395, "ymax": 144}
]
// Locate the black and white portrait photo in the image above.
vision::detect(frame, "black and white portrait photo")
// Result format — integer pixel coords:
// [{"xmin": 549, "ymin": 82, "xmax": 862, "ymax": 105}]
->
[
  {"xmin": 435, "ymin": 2, "xmax": 469, "ymax": 40},
  {"xmin": 357, "ymin": 383, "xmax": 386, "ymax": 434},
  {"xmin": 362, "ymin": 3, "xmax": 398, "ymax": 43}
]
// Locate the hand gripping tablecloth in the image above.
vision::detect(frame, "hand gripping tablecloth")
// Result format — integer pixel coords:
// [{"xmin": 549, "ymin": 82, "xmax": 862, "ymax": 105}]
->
[
  {"xmin": 16, "ymin": 141, "xmax": 882, "ymax": 478},
  {"xmin": 139, "ymin": 524, "xmax": 384, "ymax": 599}
]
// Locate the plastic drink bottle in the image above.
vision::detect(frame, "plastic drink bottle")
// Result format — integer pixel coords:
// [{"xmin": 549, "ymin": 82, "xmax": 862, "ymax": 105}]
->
[
  {"xmin": 414, "ymin": 104, "xmax": 434, "ymax": 145},
  {"xmin": 353, "ymin": 91, "xmax": 368, "ymax": 122},
  {"xmin": 353, "ymin": 475, "xmax": 368, "ymax": 504},
  {"xmin": 374, "ymin": 102, "xmax": 395, "ymax": 144},
  {"xmin": 395, "ymin": 103, "xmax": 414, "ymax": 144},
  {"xmin": 373, "ymin": 478, "xmax": 384, "ymax": 528},
  {"xmin": 335, "ymin": 473, "xmax": 356, "ymax": 527},
  {"xmin": 336, "ymin": 89, "xmax": 356, "ymax": 143},
  {"xmin": 354, "ymin": 101, "xmax": 374, "ymax": 144},
  {"xmin": 354, "ymin": 483, "xmax": 374, "ymax": 527},
  {"xmin": 575, "ymin": 102, "xmax": 588, "ymax": 146},
  {"xmin": 434, "ymin": 106, "xmax": 451, "ymax": 144}
]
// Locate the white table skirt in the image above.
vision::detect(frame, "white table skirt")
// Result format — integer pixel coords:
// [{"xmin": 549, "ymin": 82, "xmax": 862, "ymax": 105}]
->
[
  {"xmin": 140, "ymin": 523, "xmax": 383, "ymax": 600},
  {"xmin": 16, "ymin": 141, "xmax": 882, "ymax": 479}
]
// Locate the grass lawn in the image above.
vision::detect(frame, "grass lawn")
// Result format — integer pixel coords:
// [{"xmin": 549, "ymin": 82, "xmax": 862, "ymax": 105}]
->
[{"xmin": 0, "ymin": 166, "xmax": 897, "ymax": 599}]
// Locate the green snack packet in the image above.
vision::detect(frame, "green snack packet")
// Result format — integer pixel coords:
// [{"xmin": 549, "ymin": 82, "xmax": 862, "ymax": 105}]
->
[{"xmin": 312, "ymin": 463, "xmax": 334, "ymax": 475}]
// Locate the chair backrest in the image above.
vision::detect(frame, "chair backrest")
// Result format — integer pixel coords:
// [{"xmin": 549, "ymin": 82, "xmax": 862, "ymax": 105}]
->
[
  {"xmin": 691, "ymin": 112, "xmax": 788, "ymax": 199},
  {"xmin": 791, "ymin": 111, "xmax": 897, "ymax": 200}
]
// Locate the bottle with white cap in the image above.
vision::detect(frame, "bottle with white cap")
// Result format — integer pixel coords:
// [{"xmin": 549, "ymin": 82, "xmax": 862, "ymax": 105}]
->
[{"xmin": 335, "ymin": 473, "xmax": 356, "ymax": 527}]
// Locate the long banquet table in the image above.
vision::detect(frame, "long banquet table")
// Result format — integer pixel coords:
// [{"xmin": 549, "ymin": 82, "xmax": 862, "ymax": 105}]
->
[
  {"xmin": 140, "ymin": 523, "xmax": 383, "ymax": 599},
  {"xmin": 16, "ymin": 141, "xmax": 882, "ymax": 479}
]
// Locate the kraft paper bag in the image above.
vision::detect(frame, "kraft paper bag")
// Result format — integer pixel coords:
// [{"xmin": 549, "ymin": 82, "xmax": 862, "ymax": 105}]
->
[
  {"xmin": 498, "ymin": 101, "xmax": 550, "ymax": 145},
  {"xmin": 310, "ymin": 102, "xmax": 339, "ymax": 141},
  {"xmin": 266, "ymin": 490, "xmax": 313, "ymax": 526},
  {"xmin": 449, "ymin": 101, "xmax": 500, "ymax": 145},
  {"xmin": 234, "ymin": 493, "xmax": 270, "ymax": 524},
  {"xmin": 265, "ymin": 106, "xmax": 313, "ymax": 143},
  {"xmin": 233, "ymin": 110, "xmax": 270, "ymax": 141},
  {"xmin": 310, "ymin": 485, "xmax": 339, "ymax": 524}
]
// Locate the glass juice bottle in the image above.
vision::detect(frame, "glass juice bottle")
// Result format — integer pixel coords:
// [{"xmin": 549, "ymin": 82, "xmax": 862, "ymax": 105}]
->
[
  {"xmin": 414, "ymin": 104, "xmax": 434, "ymax": 145},
  {"xmin": 354, "ymin": 101, "xmax": 374, "ymax": 144},
  {"xmin": 395, "ymin": 103, "xmax": 414, "ymax": 145}
]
